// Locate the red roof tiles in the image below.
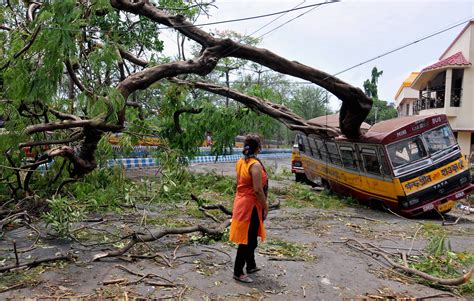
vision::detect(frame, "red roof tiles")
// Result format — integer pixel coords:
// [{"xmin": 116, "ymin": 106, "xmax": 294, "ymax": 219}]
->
[{"xmin": 421, "ymin": 51, "xmax": 471, "ymax": 72}]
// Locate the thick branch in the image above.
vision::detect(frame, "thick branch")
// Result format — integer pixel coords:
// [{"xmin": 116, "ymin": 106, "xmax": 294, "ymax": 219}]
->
[
  {"xmin": 13, "ymin": 25, "xmax": 41, "ymax": 59},
  {"xmin": 25, "ymin": 119, "xmax": 122, "ymax": 135},
  {"xmin": 118, "ymin": 47, "xmax": 149, "ymax": 67},
  {"xmin": 93, "ymin": 219, "xmax": 231, "ymax": 260},
  {"xmin": 46, "ymin": 145, "xmax": 97, "ymax": 177},
  {"xmin": 173, "ymin": 79, "xmax": 339, "ymax": 137},
  {"xmin": 27, "ymin": 2, "xmax": 42, "ymax": 22},
  {"xmin": 65, "ymin": 60, "xmax": 92, "ymax": 95},
  {"xmin": 111, "ymin": 1, "xmax": 372, "ymax": 138},
  {"xmin": 48, "ymin": 108, "xmax": 81, "ymax": 121},
  {"xmin": 116, "ymin": 44, "xmax": 227, "ymax": 98},
  {"xmin": 19, "ymin": 132, "xmax": 84, "ymax": 148},
  {"xmin": 0, "ymin": 253, "xmax": 74, "ymax": 273}
]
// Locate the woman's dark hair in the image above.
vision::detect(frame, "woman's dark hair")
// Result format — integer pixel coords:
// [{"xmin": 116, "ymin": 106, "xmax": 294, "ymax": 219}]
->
[{"xmin": 243, "ymin": 134, "xmax": 262, "ymax": 156}]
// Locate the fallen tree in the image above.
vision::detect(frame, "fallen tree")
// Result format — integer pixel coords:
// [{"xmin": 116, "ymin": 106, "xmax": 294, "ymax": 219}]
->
[{"xmin": 0, "ymin": 0, "xmax": 371, "ymax": 200}]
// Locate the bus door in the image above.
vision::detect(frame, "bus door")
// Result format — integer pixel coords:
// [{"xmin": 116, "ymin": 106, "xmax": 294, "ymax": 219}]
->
[{"xmin": 359, "ymin": 146, "xmax": 393, "ymax": 200}]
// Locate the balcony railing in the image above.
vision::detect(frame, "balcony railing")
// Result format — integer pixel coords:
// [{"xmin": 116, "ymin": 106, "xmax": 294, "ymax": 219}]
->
[{"xmin": 413, "ymin": 87, "xmax": 462, "ymax": 115}]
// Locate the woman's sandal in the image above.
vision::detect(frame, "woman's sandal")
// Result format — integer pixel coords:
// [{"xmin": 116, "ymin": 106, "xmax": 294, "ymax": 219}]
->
[
  {"xmin": 246, "ymin": 267, "xmax": 261, "ymax": 274},
  {"xmin": 233, "ymin": 274, "xmax": 254, "ymax": 283}
]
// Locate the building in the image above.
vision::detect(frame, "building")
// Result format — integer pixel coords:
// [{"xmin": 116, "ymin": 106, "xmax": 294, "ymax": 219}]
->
[
  {"xmin": 395, "ymin": 20, "xmax": 474, "ymax": 158},
  {"xmin": 394, "ymin": 72, "xmax": 419, "ymax": 117}
]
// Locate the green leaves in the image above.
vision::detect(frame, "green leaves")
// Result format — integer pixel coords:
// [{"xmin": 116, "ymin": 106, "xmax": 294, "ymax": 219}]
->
[{"xmin": 43, "ymin": 195, "xmax": 84, "ymax": 238}]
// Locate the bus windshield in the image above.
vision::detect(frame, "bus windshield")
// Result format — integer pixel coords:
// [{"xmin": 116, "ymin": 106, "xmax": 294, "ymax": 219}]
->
[
  {"xmin": 422, "ymin": 125, "xmax": 456, "ymax": 154},
  {"xmin": 387, "ymin": 136, "xmax": 427, "ymax": 168}
]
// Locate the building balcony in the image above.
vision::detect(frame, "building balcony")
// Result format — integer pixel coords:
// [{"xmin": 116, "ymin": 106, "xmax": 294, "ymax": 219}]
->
[{"xmin": 413, "ymin": 87, "xmax": 462, "ymax": 116}]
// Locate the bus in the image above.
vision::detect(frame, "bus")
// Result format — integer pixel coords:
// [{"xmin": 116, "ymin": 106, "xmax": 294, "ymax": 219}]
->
[{"xmin": 296, "ymin": 114, "xmax": 473, "ymax": 217}]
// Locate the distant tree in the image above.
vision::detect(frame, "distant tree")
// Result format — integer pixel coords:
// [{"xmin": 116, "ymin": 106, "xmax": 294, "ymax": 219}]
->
[
  {"xmin": 287, "ymin": 86, "xmax": 330, "ymax": 120},
  {"xmin": 365, "ymin": 98, "xmax": 397, "ymax": 125},
  {"xmin": 362, "ymin": 67, "xmax": 396, "ymax": 125},
  {"xmin": 363, "ymin": 67, "xmax": 383, "ymax": 99}
]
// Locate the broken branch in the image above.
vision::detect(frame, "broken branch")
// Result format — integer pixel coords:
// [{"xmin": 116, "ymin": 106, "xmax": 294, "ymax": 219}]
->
[{"xmin": 344, "ymin": 238, "xmax": 473, "ymax": 286}]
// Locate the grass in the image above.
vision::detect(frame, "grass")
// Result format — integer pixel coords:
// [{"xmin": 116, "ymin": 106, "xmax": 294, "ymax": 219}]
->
[
  {"xmin": 259, "ymin": 238, "xmax": 315, "ymax": 261},
  {"xmin": 410, "ymin": 235, "xmax": 474, "ymax": 296},
  {"xmin": 270, "ymin": 182, "xmax": 346, "ymax": 209}
]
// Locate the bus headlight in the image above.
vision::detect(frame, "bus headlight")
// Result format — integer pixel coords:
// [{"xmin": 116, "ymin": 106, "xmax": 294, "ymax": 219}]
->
[{"xmin": 408, "ymin": 198, "xmax": 419, "ymax": 206}]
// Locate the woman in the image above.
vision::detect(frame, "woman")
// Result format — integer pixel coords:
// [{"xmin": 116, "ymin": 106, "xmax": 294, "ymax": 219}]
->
[{"xmin": 229, "ymin": 134, "xmax": 269, "ymax": 283}]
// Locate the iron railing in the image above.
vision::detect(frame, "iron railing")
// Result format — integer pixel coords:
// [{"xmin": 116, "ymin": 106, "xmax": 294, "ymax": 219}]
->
[{"xmin": 413, "ymin": 87, "xmax": 462, "ymax": 114}]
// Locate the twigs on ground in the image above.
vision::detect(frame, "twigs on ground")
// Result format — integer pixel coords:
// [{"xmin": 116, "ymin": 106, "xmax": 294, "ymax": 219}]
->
[
  {"xmin": 408, "ymin": 224, "xmax": 423, "ymax": 256},
  {"xmin": 268, "ymin": 256, "xmax": 306, "ymax": 261},
  {"xmin": 201, "ymin": 245, "xmax": 232, "ymax": 264},
  {"xmin": 92, "ymin": 219, "xmax": 231, "ymax": 260},
  {"xmin": 0, "ymin": 283, "xmax": 25, "ymax": 293},
  {"xmin": 0, "ymin": 211, "xmax": 31, "ymax": 229},
  {"xmin": 115, "ymin": 264, "xmax": 177, "ymax": 286},
  {"xmin": 191, "ymin": 193, "xmax": 280, "ymax": 218},
  {"xmin": 333, "ymin": 213, "xmax": 384, "ymax": 223},
  {"xmin": 0, "ymin": 253, "xmax": 75, "ymax": 273},
  {"xmin": 343, "ymin": 238, "xmax": 473, "ymax": 286}
]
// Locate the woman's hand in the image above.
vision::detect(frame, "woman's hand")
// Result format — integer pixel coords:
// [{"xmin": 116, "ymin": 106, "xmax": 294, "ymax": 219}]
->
[{"xmin": 263, "ymin": 206, "xmax": 268, "ymax": 221}]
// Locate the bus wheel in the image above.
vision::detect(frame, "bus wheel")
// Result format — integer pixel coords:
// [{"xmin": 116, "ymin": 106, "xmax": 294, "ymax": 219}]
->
[
  {"xmin": 295, "ymin": 173, "xmax": 307, "ymax": 183},
  {"xmin": 321, "ymin": 179, "xmax": 331, "ymax": 193},
  {"xmin": 370, "ymin": 199, "xmax": 389, "ymax": 212}
]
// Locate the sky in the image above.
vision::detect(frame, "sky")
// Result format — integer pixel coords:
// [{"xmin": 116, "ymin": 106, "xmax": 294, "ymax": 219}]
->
[{"xmin": 162, "ymin": 0, "xmax": 473, "ymax": 111}]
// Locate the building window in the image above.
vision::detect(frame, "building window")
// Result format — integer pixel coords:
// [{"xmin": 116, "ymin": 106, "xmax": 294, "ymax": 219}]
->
[{"xmin": 451, "ymin": 69, "xmax": 463, "ymax": 107}]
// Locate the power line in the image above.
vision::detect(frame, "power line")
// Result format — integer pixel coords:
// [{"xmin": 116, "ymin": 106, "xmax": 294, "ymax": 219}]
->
[
  {"xmin": 41, "ymin": 1, "xmax": 339, "ymax": 34},
  {"xmin": 328, "ymin": 16, "xmax": 474, "ymax": 79},
  {"xmin": 256, "ymin": 2, "xmax": 323, "ymax": 39},
  {"xmin": 246, "ymin": 0, "xmax": 307, "ymax": 38},
  {"xmin": 164, "ymin": 1, "xmax": 338, "ymax": 30},
  {"xmin": 221, "ymin": 1, "xmax": 337, "ymax": 58}
]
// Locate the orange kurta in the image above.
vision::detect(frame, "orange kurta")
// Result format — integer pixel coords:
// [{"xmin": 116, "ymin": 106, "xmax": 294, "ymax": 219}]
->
[{"xmin": 229, "ymin": 157, "xmax": 268, "ymax": 245}]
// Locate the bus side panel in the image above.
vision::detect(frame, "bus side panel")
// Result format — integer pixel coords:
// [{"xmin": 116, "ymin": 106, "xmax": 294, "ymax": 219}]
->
[
  {"xmin": 301, "ymin": 154, "xmax": 317, "ymax": 183},
  {"xmin": 362, "ymin": 176, "xmax": 399, "ymax": 205}
]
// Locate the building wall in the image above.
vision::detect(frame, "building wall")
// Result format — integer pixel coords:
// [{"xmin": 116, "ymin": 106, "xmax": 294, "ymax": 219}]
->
[
  {"xmin": 444, "ymin": 27, "xmax": 473, "ymax": 133},
  {"xmin": 439, "ymin": 24, "xmax": 473, "ymax": 157},
  {"xmin": 457, "ymin": 131, "xmax": 472, "ymax": 158},
  {"xmin": 441, "ymin": 24, "xmax": 472, "ymax": 60}
]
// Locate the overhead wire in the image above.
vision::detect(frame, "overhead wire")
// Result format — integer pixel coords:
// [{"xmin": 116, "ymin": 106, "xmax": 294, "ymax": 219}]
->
[
  {"xmin": 41, "ymin": 1, "xmax": 338, "ymax": 34},
  {"xmin": 327, "ymin": 15, "xmax": 474, "ymax": 79},
  {"xmin": 255, "ymin": 2, "xmax": 324, "ymax": 39}
]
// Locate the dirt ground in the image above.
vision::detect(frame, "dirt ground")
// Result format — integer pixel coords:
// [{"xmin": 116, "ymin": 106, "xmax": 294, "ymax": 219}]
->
[{"xmin": 1, "ymin": 159, "xmax": 473, "ymax": 300}]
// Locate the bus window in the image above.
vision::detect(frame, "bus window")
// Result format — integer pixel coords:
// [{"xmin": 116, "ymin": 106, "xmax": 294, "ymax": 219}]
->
[
  {"xmin": 326, "ymin": 141, "xmax": 342, "ymax": 166},
  {"xmin": 361, "ymin": 148, "xmax": 381, "ymax": 175},
  {"xmin": 378, "ymin": 146, "xmax": 391, "ymax": 176},
  {"xmin": 340, "ymin": 146, "xmax": 358, "ymax": 170},
  {"xmin": 387, "ymin": 136, "xmax": 427, "ymax": 168},
  {"xmin": 308, "ymin": 137, "xmax": 321, "ymax": 159},
  {"xmin": 297, "ymin": 134, "xmax": 305, "ymax": 153},
  {"xmin": 315, "ymin": 139, "xmax": 330, "ymax": 163},
  {"xmin": 299, "ymin": 135, "xmax": 312, "ymax": 156},
  {"xmin": 422, "ymin": 125, "xmax": 456, "ymax": 154}
]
